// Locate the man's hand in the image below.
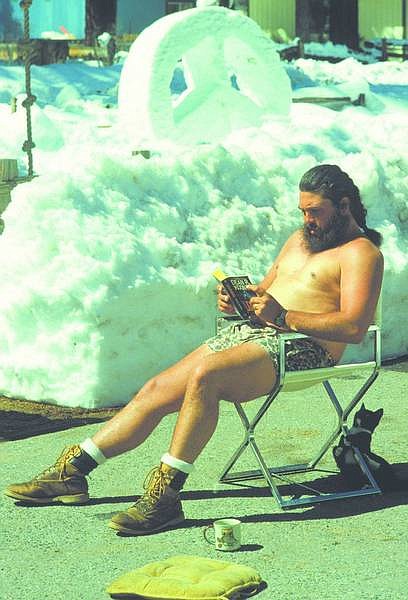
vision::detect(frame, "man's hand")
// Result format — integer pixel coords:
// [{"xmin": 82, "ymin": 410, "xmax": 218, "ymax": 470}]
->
[
  {"xmin": 217, "ymin": 284, "xmax": 236, "ymax": 314},
  {"xmin": 247, "ymin": 285, "xmax": 286, "ymax": 326}
]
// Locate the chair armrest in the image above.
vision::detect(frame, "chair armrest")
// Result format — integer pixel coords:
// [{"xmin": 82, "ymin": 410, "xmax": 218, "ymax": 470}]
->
[
  {"xmin": 278, "ymin": 331, "xmax": 308, "ymax": 341},
  {"xmin": 279, "ymin": 323, "xmax": 379, "ymax": 342},
  {"xmin": 215, "ymin": 318, "xmax": 381, "ymax": 374},
  {"xmin": 278, "ymin": 323, "xmax": 381, "ymax": 381}
]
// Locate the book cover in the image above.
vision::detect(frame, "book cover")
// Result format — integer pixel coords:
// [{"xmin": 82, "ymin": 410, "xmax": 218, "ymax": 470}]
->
[{"xmin": 213, "ymin": 268, "xmax": 263, "ymax": 326}]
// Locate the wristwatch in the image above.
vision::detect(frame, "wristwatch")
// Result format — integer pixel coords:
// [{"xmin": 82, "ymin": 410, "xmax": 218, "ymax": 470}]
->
[{"xmin": 274, "ymin": 308, "xmax": 288, "ymax": 330}]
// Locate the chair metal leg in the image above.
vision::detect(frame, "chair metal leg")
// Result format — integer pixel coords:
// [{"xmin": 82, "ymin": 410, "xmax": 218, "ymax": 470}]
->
[
  {"xmin": 218, "ymin": 368, "xmax": 382, "ymax": 509},
  {"xmin": 307, "ymin": 369, "xmax": 379, "ymax": 469},
  {"xmin": 218, "ymin": 438, "xmax": 250, "ymax": 484}
]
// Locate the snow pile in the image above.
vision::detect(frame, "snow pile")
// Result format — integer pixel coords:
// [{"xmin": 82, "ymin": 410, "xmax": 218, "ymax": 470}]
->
[{"xmin": 0, "ymin": 22, "xmax": 407, "ymax": 407}]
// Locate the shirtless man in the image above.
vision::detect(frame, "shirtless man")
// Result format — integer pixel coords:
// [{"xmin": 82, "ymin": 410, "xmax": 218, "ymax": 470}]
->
[{"xmin": 5, "ymin": 164, "xmax": 383, "ymax": 535}]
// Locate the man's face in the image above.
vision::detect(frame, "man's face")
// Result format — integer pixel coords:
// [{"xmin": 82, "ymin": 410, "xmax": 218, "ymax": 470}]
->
[{"xmin": 299, "ymin": 191, "xmax": 349, "ymax": 253}]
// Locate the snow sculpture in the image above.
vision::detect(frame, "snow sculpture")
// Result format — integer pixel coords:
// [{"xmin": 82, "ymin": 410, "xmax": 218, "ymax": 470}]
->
[
  {"xmin": 196, "ymin": 0, "xmax": 220, "ymax": 6},
  {"xmin": 118, "ymin": 6, "xmax": 291, "ymax": 145}
]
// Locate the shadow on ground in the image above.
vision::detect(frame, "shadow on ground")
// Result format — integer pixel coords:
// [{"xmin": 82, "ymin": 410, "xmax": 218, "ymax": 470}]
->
[
  {"xmin": 11, "ymin": 463, "xmax": 408, "ymax": 526},
  {"xmin": 0, "ymin": 396, "xmax": 118, "ymax": 441},
  {"xmin": 0, "ymin": 410, "xmax": 112, "ymax": 441}
]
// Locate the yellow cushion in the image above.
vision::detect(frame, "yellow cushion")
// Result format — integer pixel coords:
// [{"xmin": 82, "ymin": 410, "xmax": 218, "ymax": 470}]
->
[{"xmin": 106, "ymin": 554, "xmax": 263, "ymax": 599}]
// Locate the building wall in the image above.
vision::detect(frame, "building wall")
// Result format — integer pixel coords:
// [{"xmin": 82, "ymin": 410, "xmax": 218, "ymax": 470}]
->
[
  {"xmin": 116, "ymin": 0, "xmax": 166, "ymax": 35},
  {"xmin": 249, "ymin": 0, "xmax": 296, "ymax": 40},
  {"xmin": 404, "ymin": 0, "xmax": 408, "ymax": 37},
  {"xmin": 358, "ymin": 0, "xmax": 404, "ymax": 40},
  {"xmin": 405, "ymin": 0, "xmax": 408, "ymax": 37}
]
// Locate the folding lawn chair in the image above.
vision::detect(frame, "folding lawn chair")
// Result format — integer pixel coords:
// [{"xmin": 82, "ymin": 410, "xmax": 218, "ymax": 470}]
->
[{"xmin": 217, "ymin": 295, "xmax": 383, "ymax": 509}]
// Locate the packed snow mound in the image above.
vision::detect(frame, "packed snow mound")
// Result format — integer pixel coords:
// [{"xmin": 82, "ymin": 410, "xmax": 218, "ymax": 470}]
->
[
  {"xmin": 0, "ymin": 135, "xmax": 407, "ymax": 407},
  {"xmin": 0, "ymin": 53, "xmax": 407, "ymax": 408},
  {"xmin": 118, "ymin": 6, "xmax": 291, "ymax": 146}
]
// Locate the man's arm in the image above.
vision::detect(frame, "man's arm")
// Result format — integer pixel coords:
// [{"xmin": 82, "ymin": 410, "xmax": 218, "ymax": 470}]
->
[{"xmin": 285, "ymin": 242, "xmax": 384, "ymax": 343}]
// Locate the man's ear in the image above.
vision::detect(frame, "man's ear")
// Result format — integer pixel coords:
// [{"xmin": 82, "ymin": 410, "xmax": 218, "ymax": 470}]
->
[{"xmin": 339, "ymin": 196, "xmax": 350, "ymax": 214}]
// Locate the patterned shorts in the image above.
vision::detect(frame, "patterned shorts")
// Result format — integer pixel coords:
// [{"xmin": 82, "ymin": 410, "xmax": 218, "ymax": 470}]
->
[{"xmin": 204, "ymin": 322, "xmax": 335, "ymax": 372}]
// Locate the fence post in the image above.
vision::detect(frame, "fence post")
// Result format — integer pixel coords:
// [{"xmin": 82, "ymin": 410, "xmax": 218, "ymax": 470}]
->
[
  {"xmin": 0, "ymin": 159, "xmax": 19, "ymax": 233},
  {"xmin": 381, "ymin": 38, "xmax": 388, "ymax": 61}
]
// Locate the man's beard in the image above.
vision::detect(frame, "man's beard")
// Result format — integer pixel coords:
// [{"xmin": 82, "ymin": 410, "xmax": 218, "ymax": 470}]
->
[{"xmin": 302, "ymin": 211, "xmax": 349, "ymax": 253}]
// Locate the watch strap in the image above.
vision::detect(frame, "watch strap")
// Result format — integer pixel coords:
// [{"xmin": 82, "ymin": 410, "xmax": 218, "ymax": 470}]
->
[{"xmin": 274, "ymin": 308, "xmax": 288, "ymax": 330}]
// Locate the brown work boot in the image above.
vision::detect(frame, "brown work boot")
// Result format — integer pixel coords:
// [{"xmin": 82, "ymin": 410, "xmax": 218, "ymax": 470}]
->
[
  {"xmin": 4, "ymin": 445, "xmax": 90, "ymax": 505},
  {"xmin": 109, "ymin": 463, "xmax": 187, "ymax": 535}
]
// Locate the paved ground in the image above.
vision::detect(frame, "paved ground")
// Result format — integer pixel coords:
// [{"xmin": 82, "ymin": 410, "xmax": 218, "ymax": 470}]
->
[{"xmin": 1, "ymin": 360, "xmax": 407, "ymax": 600}]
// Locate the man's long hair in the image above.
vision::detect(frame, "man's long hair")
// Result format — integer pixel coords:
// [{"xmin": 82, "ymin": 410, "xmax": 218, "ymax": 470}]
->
[{"xmin": 299, "ymin": 164, "xmax": 382, "ymax": 247}]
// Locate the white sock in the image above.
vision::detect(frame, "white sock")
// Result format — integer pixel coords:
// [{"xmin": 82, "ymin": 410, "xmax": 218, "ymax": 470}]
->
[
  {"xmin": 80, "ymin": 438, "xmax": 107, "ymax": 465},
  {"xmin": 161, "ymin": 452, "xmax": 194, "ymax": 474}
]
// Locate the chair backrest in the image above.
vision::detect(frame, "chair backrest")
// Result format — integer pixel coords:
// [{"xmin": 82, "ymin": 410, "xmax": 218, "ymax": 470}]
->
[{"xmin": 373, "ymin": 289, "xmax": 382, "ymax": 327}]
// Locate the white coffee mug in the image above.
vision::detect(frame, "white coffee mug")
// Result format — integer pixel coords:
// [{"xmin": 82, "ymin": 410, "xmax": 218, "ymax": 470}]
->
[{"xmin": 203, "ymin": 518, "xmax": 241, "ymax": 551}]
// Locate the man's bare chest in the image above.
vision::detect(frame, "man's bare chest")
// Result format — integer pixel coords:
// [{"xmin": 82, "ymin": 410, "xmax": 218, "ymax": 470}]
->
[{"xmin": 277, "ymin": 247, "xmax": 341, "ymax": 293}]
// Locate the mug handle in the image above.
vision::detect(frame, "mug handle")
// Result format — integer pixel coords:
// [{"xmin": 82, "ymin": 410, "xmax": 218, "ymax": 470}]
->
[{"xmin": 203, "ymin": 524, "xmax": 214, "ymax": 544}]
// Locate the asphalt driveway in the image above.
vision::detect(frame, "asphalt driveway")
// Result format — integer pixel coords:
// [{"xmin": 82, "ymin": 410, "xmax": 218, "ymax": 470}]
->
[{"xmin": 1, "ymin": 359, "xmax": 407, "ymax": 600}]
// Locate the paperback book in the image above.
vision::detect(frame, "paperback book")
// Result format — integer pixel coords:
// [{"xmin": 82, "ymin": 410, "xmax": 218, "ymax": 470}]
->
[{"xmin": 213, "ymin": 268, "xmax": 263, "ymax": 326}]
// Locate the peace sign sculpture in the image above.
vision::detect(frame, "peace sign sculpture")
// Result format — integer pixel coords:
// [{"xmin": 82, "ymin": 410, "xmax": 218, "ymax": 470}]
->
[{"xmin": 118, "ymin": 6, "xmax": 291, "ymax": 146}]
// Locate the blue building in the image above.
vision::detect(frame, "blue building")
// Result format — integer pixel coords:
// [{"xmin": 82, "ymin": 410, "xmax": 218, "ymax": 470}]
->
[
  {"xmin": 0, "ymin": 0, "xmax": 247, "ymax": 42},
  {"xmin": 0, "ymin": 0, "xmax": 186, "ymax": 40}
]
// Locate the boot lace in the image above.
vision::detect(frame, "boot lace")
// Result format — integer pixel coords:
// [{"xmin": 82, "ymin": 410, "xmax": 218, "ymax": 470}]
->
[
  {"xmin": 132, "ymin": 467, "xmax": 170, "ymax": 511},
  {"xmin": 34, "ymin": 446, "xmax": 81, "ymax": 480}
]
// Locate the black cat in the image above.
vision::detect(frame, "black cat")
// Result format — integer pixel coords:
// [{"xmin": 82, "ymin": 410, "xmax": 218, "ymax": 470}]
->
[{"xmin": 333, "ymin": 403, "xmax": 400, "ymax": 492}]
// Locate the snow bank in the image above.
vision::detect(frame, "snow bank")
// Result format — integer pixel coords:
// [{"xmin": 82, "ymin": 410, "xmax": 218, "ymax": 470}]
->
[{"xmin": 0, "ymin": 40, "xmax": 407, "ymax": 407}]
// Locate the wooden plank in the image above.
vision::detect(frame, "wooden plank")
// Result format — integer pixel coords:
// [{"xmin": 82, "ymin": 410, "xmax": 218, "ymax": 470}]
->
[
  {"xmin": 0, "ymin": 40, "xmax": 68, "ymax": 65},
  {"xmin": 0, "ymin": 182, "xmax": 11, "ymax": 215},
  {"xmin": 68, "ymin": 43, "xmax": 109, "ymax": 60},
  {"xmin": 293, "ymin": 96, "xmax": 352, "ymax": 104},
  {"xmin": 0, "ymin": 159, "xmax": 18, "ymax": 182},
  {"xmin": 293, "ymin": 94, "xmax": 366, "ymax": 106},
  {"xmin": 0, "ymin": 43, "xmax": 20, "ymax": 62},
  {"xmin": 379, "ymin": 37, "xmax": 408, "ymax": 60},
  {"xmin": 0, "ymin": 159, "xmax": 19, "ymax": 216}
]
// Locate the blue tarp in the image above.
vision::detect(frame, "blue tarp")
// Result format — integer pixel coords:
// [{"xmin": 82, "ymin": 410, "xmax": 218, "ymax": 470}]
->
[{"xmin": 0, "ymin": 0, "xmax": 85, "ymax": 40}]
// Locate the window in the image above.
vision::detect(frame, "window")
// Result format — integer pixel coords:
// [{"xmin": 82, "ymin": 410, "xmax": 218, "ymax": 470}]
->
[
  {"xmin": 165, "ymin": 1, "xmax": 249, "ymax": 16},
  {"xmin": 166, "ymin": 1, "xmax": 195, "ymax": 14}
]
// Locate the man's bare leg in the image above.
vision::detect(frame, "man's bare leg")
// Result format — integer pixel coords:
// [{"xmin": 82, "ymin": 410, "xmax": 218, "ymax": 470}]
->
[
  {"xmin": 92, "ymin": 344, "xmax": 214, "ymax": 458},
  {"xmin": 108, "ymin": 342, "xmax": 278, "ymax": 534},
  {"xmin": 168, "ymin": 342, "xmax": 277, "ymax": 464},
  {"xmin": 4, "ymin": 344, "xmax": 213, "ymax": 505}
]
